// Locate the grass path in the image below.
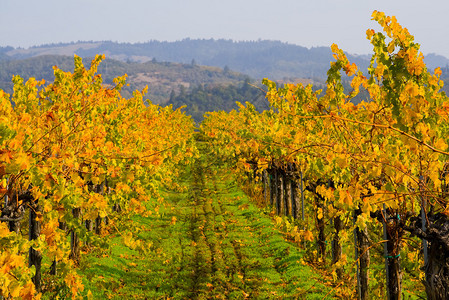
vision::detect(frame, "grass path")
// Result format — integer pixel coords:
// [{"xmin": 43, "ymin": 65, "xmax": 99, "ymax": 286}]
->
[{"xmin": 78, "ymin": 152, "xmax": 333, "ymax": 299}]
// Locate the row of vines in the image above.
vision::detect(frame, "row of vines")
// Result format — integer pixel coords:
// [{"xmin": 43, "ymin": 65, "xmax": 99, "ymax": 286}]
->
[
  {"xmin": 201, "ymin": 11, "xmax": 449, "ymax": 299},
  {"xmin": 0, "ymin": 55, "xmax": 197, "ymax": 298}
]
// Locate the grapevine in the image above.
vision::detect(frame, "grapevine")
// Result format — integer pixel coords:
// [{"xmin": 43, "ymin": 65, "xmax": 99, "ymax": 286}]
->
[
  {"xmin": 0, "ymin": 55, "xmax": 196, "ymax": 298},
  {"xmin": 201, "ymin": 11, "xmax": 449, "ymax": 299}
]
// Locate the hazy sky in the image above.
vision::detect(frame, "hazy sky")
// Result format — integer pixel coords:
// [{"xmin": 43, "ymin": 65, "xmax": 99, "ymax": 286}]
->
[{"xmin": 1, "ymin": 0, "xmax": 449, "ymax": 57}]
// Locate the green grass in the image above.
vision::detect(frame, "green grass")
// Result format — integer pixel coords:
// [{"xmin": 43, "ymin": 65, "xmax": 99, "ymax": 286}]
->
[{"xmin": 76, "ymin": 155, "xmax": 334, "ymax": 299}]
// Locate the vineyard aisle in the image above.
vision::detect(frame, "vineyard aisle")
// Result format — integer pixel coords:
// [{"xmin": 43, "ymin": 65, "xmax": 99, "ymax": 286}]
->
[{"xmin": 78, "ymin": 144, "xmax": 332, "ymax": 299}]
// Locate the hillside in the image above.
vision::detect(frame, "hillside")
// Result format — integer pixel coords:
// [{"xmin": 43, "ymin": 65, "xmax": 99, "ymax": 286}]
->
[
  {"xmin": 0, "ymin": 55, "xmax": 251, "ymax": 104},
  {"xmin": 3, "ymin": 40, "xmax": 449, "ymax": 81},
  {"xmin": 3, "ymin": 40, "xmax": 449, "ymax": 121},
  {"xmin": 167, "ymin": 78, "xmax": 270, "ymax": 122},
  {"xmin": 2, "ymin": 40, "xmax": 366, "ymax": 80},
  {"xmin": 0, "ymin": 54, "xmax": 329, "ymax": 122}
]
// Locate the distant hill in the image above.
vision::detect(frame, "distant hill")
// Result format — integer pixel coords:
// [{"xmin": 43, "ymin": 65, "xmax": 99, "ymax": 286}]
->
[
  {"xmin": 424, "ymin": 53, "xmax": 449, "ymax": 70},
  {"xmin": 1, "ymin": 40, "xmax": 364, "ymax": 80},
  {"xmin": 2, "ymin": 40, "xmax": 449, "ymax": 122},
  {"xmin": 0, "ymin": 55, "xmax": 252, "ymax": 104},
  {"xmin": 166, "ymin": 78, "xmax": 270, "ymax": 123},
  {"xmin": 3, "ymin": 39, "xmax": 449, "ymax": 81},
  {"xmin": 3, "ymin": 39, "xmax": 449, "ymax": 80}
]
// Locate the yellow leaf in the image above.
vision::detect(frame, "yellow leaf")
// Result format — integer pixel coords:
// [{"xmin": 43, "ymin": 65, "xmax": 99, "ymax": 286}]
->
[
  {"xmin": 344, "ymin": 62, "xmax": 357, "ymax": 76},
  {"xmin": 355, "ymin": 214, "xmax": 367, "ymax": 229},
  {"xmin": 335, "ymin": 156, "xmax": 347, "ymax": 168},
  {"xmin": 302, "ymin": 230, "xmax": 314, "ymax": 241},
  {"xmin": 123, "ymin": 233, "xmax": 134, "ymax": 248},
  {"xmin": 16, "ymin": 152, "xmax": 31, "ymax": 170},
  {"xmin": 361, "ymin": 199, "xmax": 372, "ymax": 214},
  {"xmin": 338, "ymin": 189, "xmax": 353, "ymax": 206},
  {"xmin": 19, "ymin": 282, "xmax": 38, "ymax": 300},
  {"xmin": 435, "ymin": 138, "xmax": 447, "ymax": 151},
  {"xmin": 43, "ymin": 201, "xmax": 52, "ymax": 213},
  {"xmin": 327, "ymin": 204, "xmax": 336, "ymax": 218},
  {"xmin": 115, "ymin": 182, "xmax": 131, "ymax": 193},
  {"xmin": 325, "ymin": 188, "xmax": 334, "ymax": 201},
  {"xmin": 87, "ymin": 290, "xmax": 94, "ymax": 300},
  {"xmin": 274, "ymin": 216, "xmax": 283, "ymax": 226},
  {"xmin": 387, "ymin": 41, "xmax": 395, "ymax": 54},
  {"xmin": 0, "ymin": 222, "xmax": 10, "ymax": 237},
  {"xmin": 150, "ymin": 155, "xmax": 162, "ymax": 166},
  {"xmin": 317, "ymin": 207, "xmax": 323, "ymax": 220},
  {"xmin": 10, "ymin": 284, "xmax": 21, "ymax": 297},
  {"xmin": 366, "ymin": 29, "xmax": 375, "ymax": 40},
  {"xmin": 98, "ymin": 210, "xmax": 107, "ymax": 218}
]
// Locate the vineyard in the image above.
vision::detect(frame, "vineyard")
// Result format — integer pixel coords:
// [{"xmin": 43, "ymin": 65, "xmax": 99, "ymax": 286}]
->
[{"xmin": 1, "ymin": 11, "xmax": 448, "ymax": 300}]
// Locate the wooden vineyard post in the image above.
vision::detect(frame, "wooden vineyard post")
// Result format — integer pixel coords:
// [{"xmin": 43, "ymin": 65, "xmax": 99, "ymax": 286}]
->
[
  {"xmin": 85, "ymin": 218, "xmax": 93, "ymax": 248},
  {"xmin": 278, "ymin": 169, "xmax": 285, "ymax": 215},
  {"xmin": 95, "ymin": 182, "xmax": 107, "ymax": 234},
  {"xmin": 270, "ymin": 170, "xmax": 274, "ymax": 209},
  {"xmin": 29, "ymin": 199, "xmax": 42, "ymax": 291},
  {"xmin": 354, "ymin": 211, "xmax": 362, "ymax": 300},
  {"xmin": 95, "ymin": 215, "xmax": 102, "ymax": 234},
  {"xmin": 50, "ymin": 221, "xmax": 67, "ymax": 275},
  {"xmin": 328, "ymin": 180, "xmax": 343, "ymax": 278},
  {"xmin": 263, "ymin": 170, "xmax": 269, "ymax": 205},
  {"xmin": 300, "ymin": 170, "xmax": 305, "ymax": 224},
  {"xmin": 70, "ymin": 208, "xmax": 81, "ymax": 263},
  {"xmin": 419, "ymin": 176, "xmax": 428, "ymax": 267},
  {"xmin": 332, "ymin": 214, "xmax": 343, "ymax": 278},
  {"xmin": 85, "ymin": 219, "xmax": 93, "ymax": 232},
  {"xmin": 382, "ymin": 205, "xmax": 402, "ymax": 300},
  {"xmin": 354, "ymin": 209, "xmax": 370, "ymax": 300},
  {"xmin": 283, "ymin": 169, "xmax": 291, "ymax": 216},
  {"xmin": 7, "ymin": 192, "xmax": 19, "ymax": 233},
  {"xmin": 358, "ymin": 225, "xmax": 370, "ymax": 300},
  {"xmin": 382, "ymin": 205, "xmax": 391, "ymax": 300},
  {"xmin": 314, "ymin": 189, "xmax": 326, "ymax": 263},
  {"xmin": 274, "ymin": 169, "xmax": 280, "ymax": 215},
  {"xmin": 289, "ymin": 164, "xmax": 298, "ymax": 220}
]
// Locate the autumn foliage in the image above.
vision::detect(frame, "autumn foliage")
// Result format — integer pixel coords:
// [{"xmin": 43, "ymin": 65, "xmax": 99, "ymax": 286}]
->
[
  {"xmin": 201, "ymin": 11, "xmax": 449, "ymax": 299},
  {"xmin": 0, "ymin": 55, "xmax": 196, "ymax": 298}
]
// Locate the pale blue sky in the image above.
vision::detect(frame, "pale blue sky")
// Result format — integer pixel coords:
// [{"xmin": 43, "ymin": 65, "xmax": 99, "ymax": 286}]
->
[{"xmin": 1, "ymin": 0, "xmax": 448, "ymax": 57}]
